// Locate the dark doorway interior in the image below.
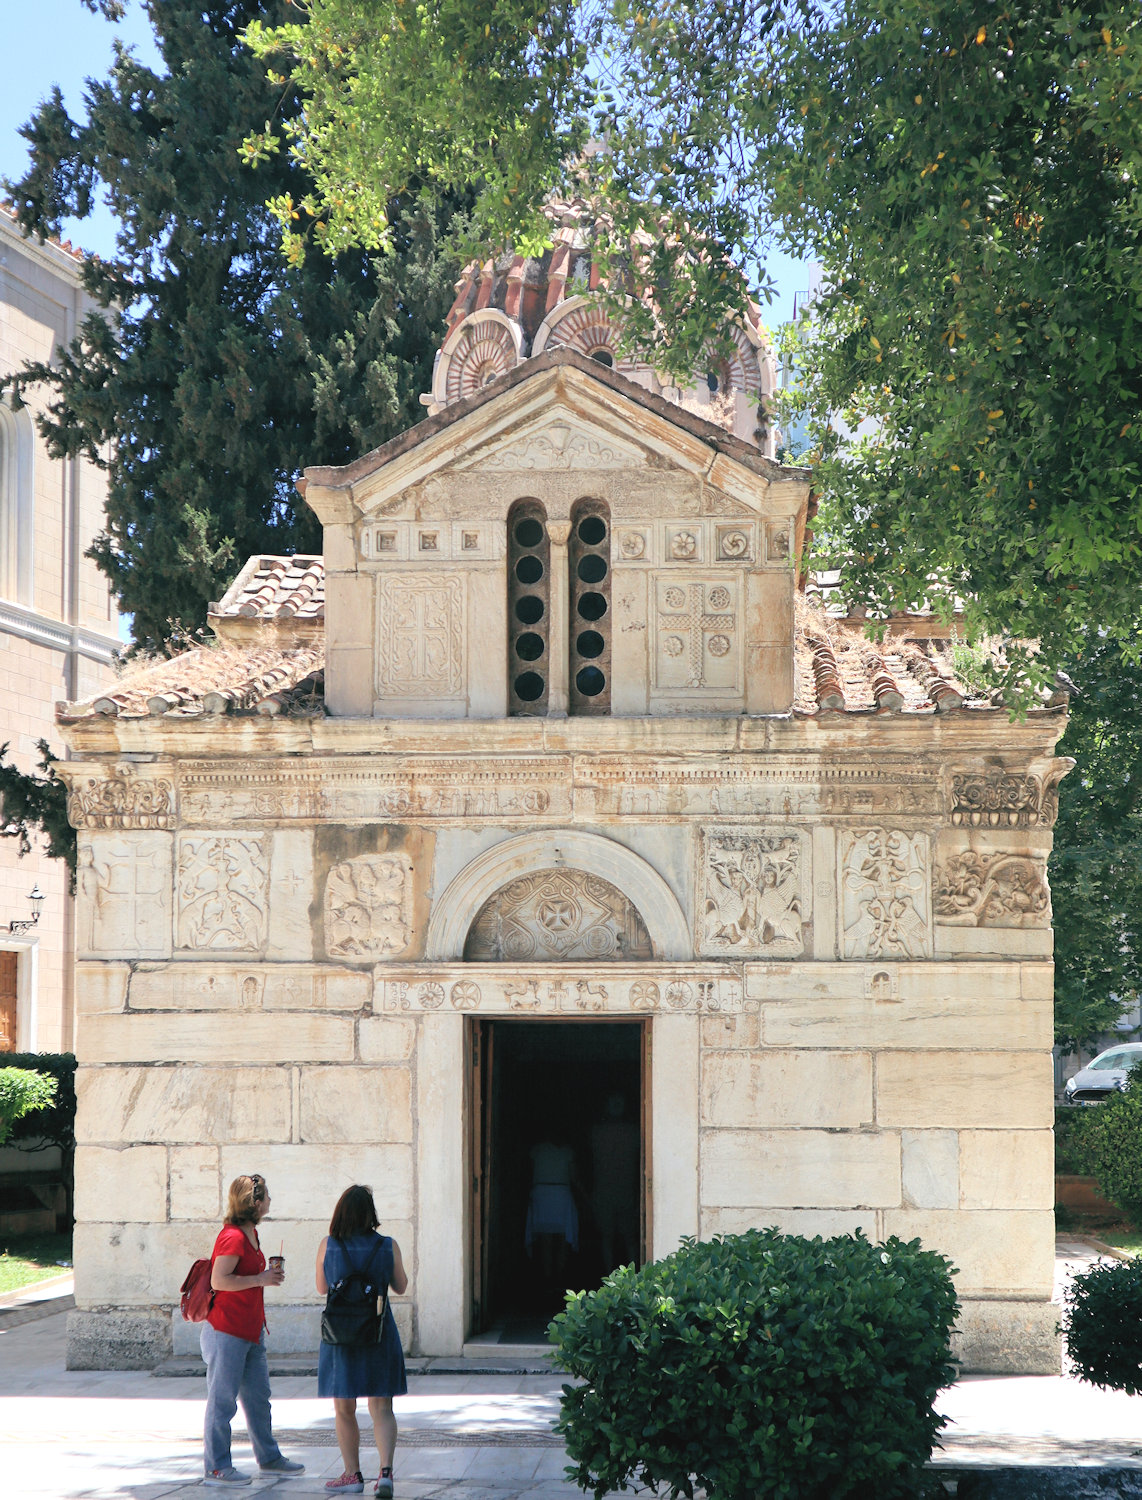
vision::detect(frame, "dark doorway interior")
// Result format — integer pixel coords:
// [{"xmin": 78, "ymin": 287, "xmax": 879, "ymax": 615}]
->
[{"xmin": 472, "ymin": 1019, "xmax": 644, "ymax": 1339}]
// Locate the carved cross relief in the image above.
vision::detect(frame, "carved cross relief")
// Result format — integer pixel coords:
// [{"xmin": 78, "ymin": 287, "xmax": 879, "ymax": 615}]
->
[
  {"xmin": 464, "ymin": 869, "xmax": 653, "ymax": 962},
  {"xmin": 652, "ymin": 576, "xmax": 739, "ymax": 692},
  {"xmin": 376, "ymin": 574, "xmax": 465, "ymax": 698}
]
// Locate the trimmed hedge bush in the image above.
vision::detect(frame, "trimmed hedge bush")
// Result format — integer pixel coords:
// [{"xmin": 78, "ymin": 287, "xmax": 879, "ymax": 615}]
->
[
  {"xmin": 0, "ymin": 1068, "xmax": 56, "ymax": 1146},
  {"xmin": 1064, "ymin": 1256, "xmax": 1142, "ymax": 1394},
  {"xmin": 1075, "ymin": 1081, "xmax": 1142, "ymax": 1226},
  {"xmin": 550, "ymin": 1229, "xmax": 959, "ymax": 1500}
]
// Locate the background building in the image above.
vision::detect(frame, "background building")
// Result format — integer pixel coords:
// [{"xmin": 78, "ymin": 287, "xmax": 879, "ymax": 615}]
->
[{"xmin": 0, "ymin": 206, "xmax": 120, "ymax": 1054}]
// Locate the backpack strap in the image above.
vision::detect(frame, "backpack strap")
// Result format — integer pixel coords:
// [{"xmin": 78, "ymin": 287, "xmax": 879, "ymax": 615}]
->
[{"xmin": 334, "ymin": 1234, "xmax": 386, "ymax": 1287}]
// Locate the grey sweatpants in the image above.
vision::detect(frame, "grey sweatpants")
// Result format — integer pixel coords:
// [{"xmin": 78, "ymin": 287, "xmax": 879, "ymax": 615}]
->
[{"xmin": 200, "ymin": 1323, "xmax": 283, "ymax": 1474}]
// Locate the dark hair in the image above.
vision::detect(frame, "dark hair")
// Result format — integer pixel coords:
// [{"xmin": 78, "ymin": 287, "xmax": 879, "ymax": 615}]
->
[{"xmin": 329, "ymin": 1184, "xmax": 380, "ymax": 1239}]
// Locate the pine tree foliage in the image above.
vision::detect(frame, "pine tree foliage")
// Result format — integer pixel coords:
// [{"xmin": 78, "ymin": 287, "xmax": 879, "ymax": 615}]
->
[
  {"xmin": 0, "ymin": 741, "xmax": 75, "ymax": 880},
  {"xmin": 2, "ymin": 1, "xmax": 462, "ymax": 648}
]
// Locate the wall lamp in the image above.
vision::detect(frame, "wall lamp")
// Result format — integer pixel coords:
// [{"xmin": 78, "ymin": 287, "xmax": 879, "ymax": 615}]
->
[{"xmin": 8, "ymin": 883, "xmax": 44, "ymax": 935}]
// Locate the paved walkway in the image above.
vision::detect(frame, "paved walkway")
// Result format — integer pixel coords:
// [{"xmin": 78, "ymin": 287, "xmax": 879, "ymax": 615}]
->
[{"xmin": 3, "ymin": 1239, "xmax": 1142, "ymax": 1498}]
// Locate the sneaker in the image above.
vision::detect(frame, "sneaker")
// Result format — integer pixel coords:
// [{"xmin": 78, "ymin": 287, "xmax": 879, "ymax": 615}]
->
[
  {"xmin": 374, "ymin": 1470, "xmax": 394, "ymax": 1499},
  {"xmin": 325, "ymin": 1474, "xmax": 364, "ymax": 1494},
  {"xmin": 204, "ymin": 1470, "xmax": 252, "ymax": 1487},
  {"xmin": 259, "ymin": 1457, "xmax": 306, "ymax": 1478}
]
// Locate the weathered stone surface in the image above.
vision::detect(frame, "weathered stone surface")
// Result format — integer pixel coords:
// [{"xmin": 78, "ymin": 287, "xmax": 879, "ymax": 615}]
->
[
  {"xmin": 66, "ymin": 1309, "xmax": 171, "ymax": 1371},
  {"xmin": 170, "ymin": 1146, "xmax": 220, "ymax": 1221},
  {"xmin": 876, "ymin": 1052, "xmax": 1053, "ymax": 1129},
  {"xmin": 701, "ymin": 1129, "xmax": 900, "ymax": 1209},
  {"xmin": 700, "ymin": 1206, "xmax": 875, "ymax": 1239},
  {"xmin": 745, "ymin": 961, "xmax": 1023, "ymax": 1005},
  {"xmin": 881, "ymin": 1209, "xmax": 1056, "ymax": 1296},
  {"xmin": 128, "ymin": 962, "xmax": 370, "ymax": 1011},
  {"xmin": 75, "ymin": 963, "xmax": 129, "ymax": 1015},
  {"xmin": 77, "ymin": 1066, "xmax": 292, "ymax": 1144},
  {"xmin": 78, "ymin": 1013, "xmax": 355, "ymax": 1065},
  {"xmin": 1021, "ymin": 961, "xmax": 1055, "ymax": 1000},
  {"xmin": 73, "ymin": 1221, "xmax": 209, "ymax": 1304},
  {"xmin": 218, "ymin": 1145, "xmax": 414, "ymax": 1222},
  {"xmin": 953, "ymin": 1297, "xmax": 1062, "ymax": 1377},
  {"xmin": 74, "ymin": 1145, "xmax": 167, "ymax": 1223},
  {"xmin": 701, "ymin": 1050, "xmax": 872, "ymax": 1129},
  {"xmin": 959, "ymin": 1129, "xmax": 1054, "ymax": 1210},
  {"xmin": 935, "ymin": 924, "xmax": 1054, "ymax": 957},
  {"xmin": 76, "ymin": 831, "xmax": 172, "ymax": 960},
  {"xmin": 266, "ymin": 830, "xmax": 315, "ymax": 960},
  {"xmin": 700, "ymin": 1013, "xmax": 760, "ymax": 1049},
  {"xmin": 299, "ymin": 1065, "xmax": 413, "ymax": 1143},
  {"xmin": 901, "ymin": 1129, "xmax": 959, "ymax": 1210},
  {"xmin": 359, "ymin": 1016, "xmax": 418, "ymax": 1062}
]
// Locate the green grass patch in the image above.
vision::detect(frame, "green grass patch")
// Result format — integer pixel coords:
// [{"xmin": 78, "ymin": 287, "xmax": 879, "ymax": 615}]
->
[
  {"xmin": 0, "ymin": 1232, "xmax": 72, "ymax": 1296},
  {"xmin": 1096, "ymin": 1232, "xmax": 1142, "ymax": 1257}
]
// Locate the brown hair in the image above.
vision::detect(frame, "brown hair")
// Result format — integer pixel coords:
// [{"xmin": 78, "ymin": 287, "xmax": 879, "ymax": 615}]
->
[
  {"xmin": 329, "ymin": 1184, "xmax": 379, "ymax": 1239},
  {"xmin": 225, "ymin": 1173, "xmax": 267, "ymax": 1226}
]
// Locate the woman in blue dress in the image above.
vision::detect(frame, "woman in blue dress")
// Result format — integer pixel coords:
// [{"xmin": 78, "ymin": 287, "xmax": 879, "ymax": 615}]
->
[{"xmin": 316, "ymin": 1185, "xmax": 408, "ymax": 1498}]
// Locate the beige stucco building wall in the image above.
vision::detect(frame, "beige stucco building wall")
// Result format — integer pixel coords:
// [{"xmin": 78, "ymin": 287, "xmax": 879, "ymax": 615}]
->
[
  {"xmin": 57, "ymin": 353, "xmax": 1067, "ymax": 1375},
  {"xmin": 0, "ymin": 208, "xmax": 121, "ymax": 1053}
]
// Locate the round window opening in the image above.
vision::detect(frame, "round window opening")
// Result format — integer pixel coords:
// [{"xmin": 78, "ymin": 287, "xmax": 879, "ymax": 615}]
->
[
  {"xmin": 515, "ymin": 595, "xmax": 545, "ymax": 625},
  {"xmin": 576, "ymin": 666, "xmax": 606, "ymax": 697},
  {"xmin": 576, "ymin": 630, "xmax": 604, "ymax": 659},
  {"xmin": 514, "ymin": 517, "xmax": 544, "ymax": 548},
  {"xmin": 577, "ymin": 514, "xmax": 607, "ymax": 546},
  {"xmin": 515, "ymin": 632, "xmax": 545, "ymax": 662},
  {"xmin": 514, "ymin": 671, "xmax": 545, "ymax": 701},
  {"xmin": 577, "ymin": 554, "xmax": 607, "ymax": 584},
  {"xmin": 577, "ymin": 591, "xmax": 607, "ymax": 621},
  {"xmin": 515, "ymin": 555, "xmax": 544, "ymax": 585}
]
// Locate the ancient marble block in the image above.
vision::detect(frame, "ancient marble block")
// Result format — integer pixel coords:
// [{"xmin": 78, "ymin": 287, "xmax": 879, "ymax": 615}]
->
[
  {"xmin": 76, "ymin": 831, "xmax": 172, "ymax": 960},
  {"xmin": 175, "ymin": 833, "xmax": 270, "ymax": 952},
  {"xmin": 901, "ymin": 1129, "xmax": 959, "ymax": 1210},
  {"xmin": 299, "ymin": 1066, "xmax": 413, "ymax": 1144},
  {"xmin": 266, "ymin": 830, "xmax": 316, "ymax": 961},
  {"xmin": 170, "ymin": 1145, "xmax": 220, "ymax": 1221},
  {"xmin": 77, "ymin": 1066, "xmax": 292, "ymax": 1145},
  {"xmin": 876, "ymin": 1052, "xmax": 1053, "ymax": 1129},
  {"xmin": 77, "ymin": 1012, "xmax": 355, "ymax": 1065},
  {"xmin": 701, "ymin": 1128, "xmax": 901, "ymax": 1210},
  {"xmin": 73, "ymin": 1221, "xmax": 208, "ymax": 1304},
  {"xmin": 358, "ymin": 1016, "xmax": 418, "ymax": 1062},
  {"xmin": 881, "ymin": 1209, "xmax": 1056, "ymax": 1298},
  {"xmin": 958, "ymin": 1130, "xmax": 1054, "ymax": 1210},
  {"xmin": 701, "ymin": 1050, "xmax": 872, "ymax": 1129},
  {"xmin": 73, "ymin": 1145, "xmax": 167, "ymax": 1224},
  {"xmin": 74, "ymin": 962, "xmax": 129, "ymax": 1015},
  {"xmin": 218, "ymin": 1144, "xmax": 414, "ymax": 1223},
  {"xmin": 700, "ymin": 1206, "xmax": 875, "ymax": 1240}
]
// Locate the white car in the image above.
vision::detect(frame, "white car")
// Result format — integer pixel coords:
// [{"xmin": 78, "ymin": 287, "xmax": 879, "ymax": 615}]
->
[{"xmin": 1064, "ymin": 1042, "xmax": 1142, "ymax": 1104}]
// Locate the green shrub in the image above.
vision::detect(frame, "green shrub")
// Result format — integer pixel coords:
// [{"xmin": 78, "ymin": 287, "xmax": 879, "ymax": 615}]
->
[
  {"xmin": 1064, "ymin": 1257, "xmax": 1142, "ymax": 1394},
  {"xmin": 0, "ymin": 1068, "xmax": 57, "ymax": 1147},
  {"xmin": 1055, "ymin": 1105, "xmax": 1098, "ymax": 1176},
  {"xmin": 550, "ymin": 1229, "xmax": 959, "ymax": 1500},
  {"xmin": 1076, "ymin": 1081, "xmax": 1142, "ymax": 1224}
]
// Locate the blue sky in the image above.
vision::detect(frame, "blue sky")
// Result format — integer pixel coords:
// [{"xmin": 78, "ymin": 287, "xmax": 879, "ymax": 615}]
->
[{"xmin": 1, "ymin": 1, "xmax": 810, "ymax": 322}]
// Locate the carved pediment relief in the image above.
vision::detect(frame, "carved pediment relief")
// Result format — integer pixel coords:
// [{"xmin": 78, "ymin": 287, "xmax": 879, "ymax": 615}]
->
[{"xmin": 455, "ymin": 413, "xmax": 651, "ymax": 474}]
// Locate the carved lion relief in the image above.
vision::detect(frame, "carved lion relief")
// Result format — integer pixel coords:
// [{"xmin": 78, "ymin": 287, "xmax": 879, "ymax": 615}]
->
[
  {"xmin": 699, "ymin": 830, "xmax": 805, "ymax": 958},
  {"xmin": 840, "ymin": 828, "xmax": 932, "ymax": 959},
  {"xmin": 324, "ymin": 853, "xmax": 415, "ymax": 959},
  {"xmin": 376, "ymin": 573, "xmax": 465, "ymax": 698},
  {"xmin": 464, "ymin": 869, "xmax": 653, "ymax": 962},
  {"xmin": 934, "ymin": 851, "xmax": 1051, "ymax": 927},
  {"xmin": 176, "ymin": 835, "xmax": 269, "ymax": 952}
]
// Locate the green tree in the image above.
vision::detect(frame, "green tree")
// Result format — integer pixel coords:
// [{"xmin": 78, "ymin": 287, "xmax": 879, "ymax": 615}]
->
[
  {"xmin": 247, "ymin": 1, "xmax": 1142, "ymax": 697},
  {"xmin": 1050, "ymin": 633, "xmax": 1142, "ymax": 1052},
  {"xmin": 0, "ymin": 1069, "xmax": 57, "ymax": 1148},
  {"xmin": 0, "ymin": 742, "xmax": 75, "ymax": 879},
  {"xmin": 2, "ymin": 0, "xmax": 462, "ymax": 648}
]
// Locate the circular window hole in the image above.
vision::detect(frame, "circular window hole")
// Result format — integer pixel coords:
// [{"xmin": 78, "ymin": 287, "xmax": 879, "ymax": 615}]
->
[
  {"xmin": 515, "ymin": 632, "xmax": 545, "ymax": 662},
  {"xmin": 577, "ymin": 514, "xmax": 607, "ymax": 546},
  {"xmin": 577, "ymin": 554, "xmax": 607, "ymax": 584},
  {"xmin": 514, "ymin": 516, "xmax": 544, "ymax": 548},
  {"xmin": 590, "ymin": 349, "xmax": 614, "ymax": 368},
  {"xmin": 576, "ymin": 666, "xmax": 606, "ymax": 697},
  {"xmin": 577, "ymin": 591, "xmax": 607, "ymax": 621},
  {"xmin": 576, "ymin": 630, "xmax": 604, "ymax": 659},
  {"xmin": 515, "ymin": 555, "xmax": 544, "ymax": 585},
  {"xmin": 515, "ymin": 594, "xmax": 545, "ymax": 625},
  {"xmin": 514, "ymin": 671, "xmax": 545, "ymax": 702}
]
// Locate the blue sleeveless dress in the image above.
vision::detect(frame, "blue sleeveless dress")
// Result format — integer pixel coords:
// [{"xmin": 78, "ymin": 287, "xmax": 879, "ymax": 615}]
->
[{"xmin": 317, "ymin": 1234, "xmax": 407, "ymax": 1399}]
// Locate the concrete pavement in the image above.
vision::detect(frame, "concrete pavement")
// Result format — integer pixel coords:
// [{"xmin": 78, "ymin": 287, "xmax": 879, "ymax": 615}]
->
[{"xmin": 3, "ymin": 1238, "xmax": 1142, "ymax": 1498}]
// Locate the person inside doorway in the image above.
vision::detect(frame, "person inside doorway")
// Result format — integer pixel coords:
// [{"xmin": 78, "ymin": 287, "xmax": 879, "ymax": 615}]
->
[
  {"xmin": 524, "ymin": 1122, "xmax": 579, "ymax": 1291},
  {"xmin": 590, "ymin": 1092, "xmax": 640, "ymax": 1273}
]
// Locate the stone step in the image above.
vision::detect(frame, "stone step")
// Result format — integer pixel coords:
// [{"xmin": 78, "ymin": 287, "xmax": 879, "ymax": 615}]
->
[{"xmin": 152, "ymin": 1351, "xmax": 561, "ymax": 1378}]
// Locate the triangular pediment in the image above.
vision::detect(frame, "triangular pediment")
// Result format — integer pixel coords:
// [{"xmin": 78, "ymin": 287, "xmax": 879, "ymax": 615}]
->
[{"xmin": 452, "ymin": 406, "xmax": 653, "ymax": 474}]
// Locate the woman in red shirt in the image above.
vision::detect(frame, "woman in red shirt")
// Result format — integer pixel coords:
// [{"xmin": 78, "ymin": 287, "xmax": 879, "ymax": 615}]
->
[{"xmin": 202, "ymin": 1173, "xmax": 305, "ymax": 1486}]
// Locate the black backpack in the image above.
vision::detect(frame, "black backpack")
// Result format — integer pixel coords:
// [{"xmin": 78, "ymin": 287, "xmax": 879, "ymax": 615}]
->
[{"xmin": 320, "ymin": 1237, "xmax": 389, "ymax": 1347}]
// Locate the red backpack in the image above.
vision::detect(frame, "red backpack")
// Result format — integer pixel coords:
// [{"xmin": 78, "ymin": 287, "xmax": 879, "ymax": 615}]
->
[{"xmin": 180, "ymin": 1257, "xmax": 215, "ymax": 1322}]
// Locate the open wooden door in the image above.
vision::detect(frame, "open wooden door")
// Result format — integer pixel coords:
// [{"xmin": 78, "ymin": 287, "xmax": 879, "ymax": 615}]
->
[
  {"xmin": 0, "ymin": 951, "xmax": 17, "ymax": 1052},
  {"xmin": 467, "ymin": 1019, "xmax": 495, "ymax": 1335}
]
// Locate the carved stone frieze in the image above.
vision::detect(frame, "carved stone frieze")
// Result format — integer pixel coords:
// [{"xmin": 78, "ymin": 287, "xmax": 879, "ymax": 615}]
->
[
  {"xmin": 950, "ymin": 767, "xmax": 1067, "ymax": 829},
  {"xmin": 177, "ymin": 759, "xmax": 571, "ymax": 824},
  {"xmin": 698, "ymin": 829, "xmax": 806, "ymax": 958},
  {"xmin": 471, "ymin": 424, "xmax": 644, "ymax": 472},
  {"xmin": 128, "ymin": 963, "xmax": 371, "ymax": 1011},
  {"xmin": 464, "ymin": 869, "xmax": 653, "ymax": 962},
  {"xmin": 376, "ymin": 573, "xmax": 464, "ymax": 698},
  {"xmin": 324, "ymin": 852, "xmax": 414, "ymax": 959},
  {"xmin": 934, "ymin": 851, "xmax": 1051, "ymax": 927},
  {"xmin": 840, "ymin": 827, "xmax": 932, "ymax": 959},
  {"xmin": 409, "ymin": 470, "xmax": 704, "ymax": 519},
  {"xmin": 380, "ymin": 965, "xmax": 746, "ymax": 1014},
  {"xmin": 66, "ymin": 769, "xmax": 175, "ymax": 830},
  {"xmin": 176, "ymin": 835, "xmax": 270, "ymax": 952}
]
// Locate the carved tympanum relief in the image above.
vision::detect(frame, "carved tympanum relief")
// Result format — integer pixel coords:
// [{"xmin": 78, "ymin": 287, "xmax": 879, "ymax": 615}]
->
[
  {"xmin": 324, "ymin": 853, "xmax": 415, "ymax": 958},
  {"xmin": 934, "ymin": 851, "xmax": 1051, "ymax": 927},
  {"xmin": 699, "ymin": 831, "xmax": 805, "ymax": 957},
  {"xmin": 78, "ymin": 833, "xmax": 171, "ymax": 958},
  {"xmin": 950, "ymin": 768, "xmax": 1065, "ymax": 829},
  {"xmin": 464, "ymin": 869, "xmax": 653, "ymax": 961},
  {"xmin": 376, "ymin": 574, "xmax": 464, "ymax": 698},
  {"xmin": 475, "ymin": 424, "xmax": 641, "ymax": 471},
  {"xmin": 177, "ymin": 836, "xmax": 270, "ymax": 952},
  {"xmin": 653, "ymin": 577, "xmax": 739, "ymax": 692},
  {"xmin": 67, "ymin": 772, "xmax": 175, "ymax": 829},
  {"xmin": 840, "ymin": 828, "xmax": 932, "ymax": 959}
]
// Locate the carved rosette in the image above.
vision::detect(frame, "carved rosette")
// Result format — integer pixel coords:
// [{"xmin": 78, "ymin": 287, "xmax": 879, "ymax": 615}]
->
[
  {"xmin": 698, "ymin": 829, "xmax": 806, "ymax": 958},
  {"xmin": 934, "ymin": 851, "xmax": 1051, "ymax": 927},
  {"xmin": 840, "ymin": 828, "xmax": 932, "ymax": 960}
]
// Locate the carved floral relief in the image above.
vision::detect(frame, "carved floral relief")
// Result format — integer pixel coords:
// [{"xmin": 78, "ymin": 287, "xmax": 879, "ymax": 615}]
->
[
  {"xmin": 324, "ymin": 853, "xmax": 415, "ymax": 958},
  {"xmin": 464, "ymin": 869, "xmax": 653, "ymax": 962},
  {"xmin": 699, "ymin": 831, "xmax": 805, "ymax": 958},
  {"xmin": 840, "ymin": 828, "xmax": 932, "ymax": 959},
  {"xmin": 176, "ymin": 835, "xmax": 270, "ymax": 952},
  {"xmin": 934, "ymin": 851, "xmax": 1051, "ymax": 927},
  {"xmin": 950, "ymin": 767, "xmax": 1068, "ymax": 829}
]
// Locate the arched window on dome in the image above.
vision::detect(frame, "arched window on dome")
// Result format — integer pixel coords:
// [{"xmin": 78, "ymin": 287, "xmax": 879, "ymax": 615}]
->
[
  {"xmin": 0, "ymin": 401, "xmax": 34, "ymax": 606},
  {"xmin": 507, "ymin": 499, "xmax": 550, "ymax": 716},
  {"xmin": 569, "ymin": 499, "xmax": 611, "ymax": 716}
]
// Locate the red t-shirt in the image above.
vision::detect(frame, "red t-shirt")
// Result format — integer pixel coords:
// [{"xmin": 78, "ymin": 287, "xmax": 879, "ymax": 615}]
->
[{"xmin": 208, "ymin": 1224, "xmax": 265, "ymax": 1343}]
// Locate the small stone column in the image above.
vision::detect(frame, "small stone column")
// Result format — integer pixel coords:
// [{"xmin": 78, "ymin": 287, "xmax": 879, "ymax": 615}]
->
[{"xmin": 546, "ymin": 520, "xmax": 571, "ymax": 718}]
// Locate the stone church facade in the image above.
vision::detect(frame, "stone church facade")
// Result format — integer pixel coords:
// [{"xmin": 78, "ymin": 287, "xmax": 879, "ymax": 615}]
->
[{"xmin": 59, "ymin": 277, "xmax": 1066, "ymax": 1373}]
